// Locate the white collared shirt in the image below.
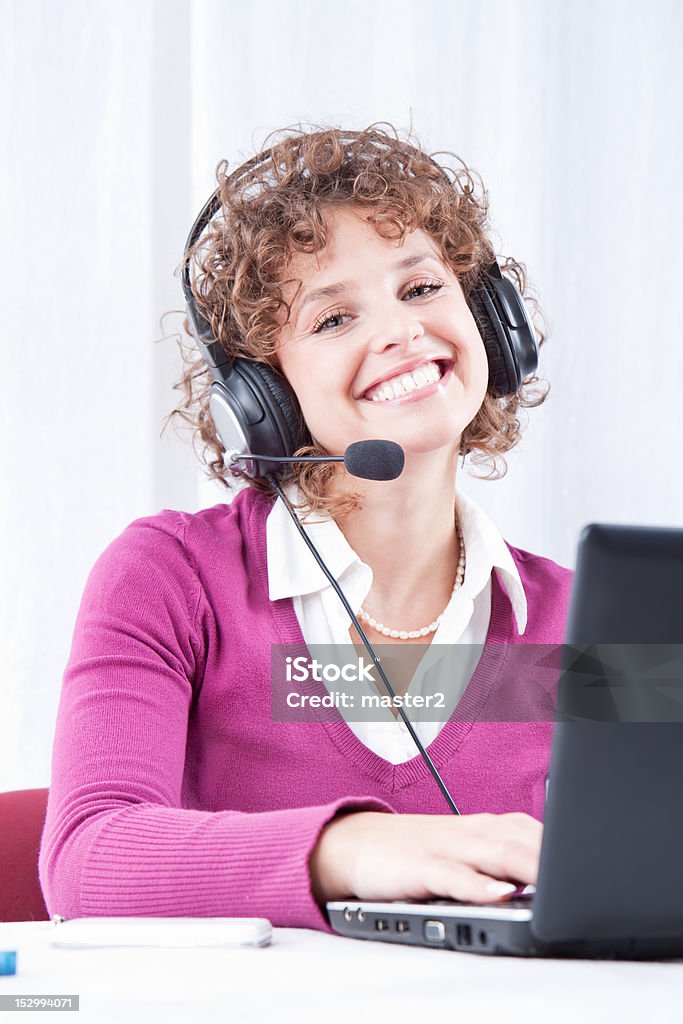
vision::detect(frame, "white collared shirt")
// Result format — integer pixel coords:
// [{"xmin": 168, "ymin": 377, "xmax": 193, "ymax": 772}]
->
[{"xmin": 267, "ymin": 486, "xmax": 527, "ymax": 764}]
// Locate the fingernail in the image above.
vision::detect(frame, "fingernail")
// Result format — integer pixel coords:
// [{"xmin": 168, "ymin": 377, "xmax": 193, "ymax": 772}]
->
[{"xmin": 486, "ymin": 881, "xmax": 518, "ymax": 897}]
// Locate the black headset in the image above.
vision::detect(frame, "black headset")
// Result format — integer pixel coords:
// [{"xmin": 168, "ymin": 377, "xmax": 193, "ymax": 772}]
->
[{"xmin": 181, "ymin": 134, "xmax": 539, "ymax": 481}]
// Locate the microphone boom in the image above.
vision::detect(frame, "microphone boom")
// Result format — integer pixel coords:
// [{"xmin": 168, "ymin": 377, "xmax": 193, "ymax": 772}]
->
[{"xmin": 230, "ymin": 440, "xmax": 404, "ymax": 481}]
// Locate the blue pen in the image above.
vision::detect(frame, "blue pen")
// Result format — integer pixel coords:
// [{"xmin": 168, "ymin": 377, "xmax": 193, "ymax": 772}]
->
[{"xmin": 0, "ymin": 951, "xmax": 17, "ymax": 975}]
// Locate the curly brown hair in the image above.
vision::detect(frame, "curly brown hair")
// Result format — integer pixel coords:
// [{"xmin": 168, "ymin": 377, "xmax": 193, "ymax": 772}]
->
[{"xmin": 166, "ymin": 121, "xmax": 549, "ymax": 519}]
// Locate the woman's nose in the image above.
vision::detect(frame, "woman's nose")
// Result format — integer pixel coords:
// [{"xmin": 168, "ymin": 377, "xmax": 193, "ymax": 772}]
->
[{"xmin": 366, "ymin": 303, "xmax": 425, "ymax": 353}]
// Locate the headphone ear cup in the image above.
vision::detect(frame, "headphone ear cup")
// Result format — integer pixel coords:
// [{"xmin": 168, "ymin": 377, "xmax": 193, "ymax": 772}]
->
[
  {"xmin": 469, "ymin": 281, "xmax": 519, "ymax": 396},
  {"xmin": 243, "ymin": 359, "xmax": 310, "ymax": 456},
  {"xmin": 469, "ymin": 264, "xmax": 539, "ymax": 397},
  {"xmin": 207, "ymin": 358, "xmax": 310, "ymax": 480}
]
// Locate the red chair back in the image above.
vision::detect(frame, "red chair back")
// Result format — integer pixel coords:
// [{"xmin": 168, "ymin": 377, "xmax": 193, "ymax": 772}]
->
[{"xmin": 0, "ymin": 789, "xmax": 50, "ymax": 921}]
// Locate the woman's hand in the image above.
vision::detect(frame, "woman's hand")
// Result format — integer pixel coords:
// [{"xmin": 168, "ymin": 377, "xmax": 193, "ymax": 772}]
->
[{"xmin": 309, "ymin": 811, "xmax": 542, "ymax": 905}]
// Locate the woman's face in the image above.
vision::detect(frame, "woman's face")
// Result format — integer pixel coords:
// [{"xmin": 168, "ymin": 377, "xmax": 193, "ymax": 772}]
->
[{"xmin": 277, "ymin": 205, "xmax": 489, "ymax": 462}]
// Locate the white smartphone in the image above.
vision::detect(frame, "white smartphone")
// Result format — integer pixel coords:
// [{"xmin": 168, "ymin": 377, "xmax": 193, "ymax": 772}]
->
[{"xmin": 49, "ymin": 917, "xmax": 272, "ymax": 949}]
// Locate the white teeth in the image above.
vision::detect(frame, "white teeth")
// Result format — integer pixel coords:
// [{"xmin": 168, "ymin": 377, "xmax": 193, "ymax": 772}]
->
[
  {"xmin": 399, "ymin": 373, "xmax": 418, "ymax": 393},
  {"xmin": 366, "ymin": 361, "xmax": 444, "ymax": 402}
]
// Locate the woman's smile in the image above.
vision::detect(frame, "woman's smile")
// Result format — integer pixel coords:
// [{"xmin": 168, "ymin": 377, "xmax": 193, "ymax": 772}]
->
[{"xmin": 358, "ymin": 358, "xmax": 454, "ymax": 404}]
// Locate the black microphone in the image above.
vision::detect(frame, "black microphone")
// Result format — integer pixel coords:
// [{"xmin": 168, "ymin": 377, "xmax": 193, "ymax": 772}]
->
[
  {"xmin": 229, "ymin": 440, "xmax": 405, "ymax": 481},
  {"xmin": 343, "ymin": 440, "xmax": 404, "ymax": 481},
  {"xmin": 267, "ymin": 474, "xmax": 460, "ymax": 816}
]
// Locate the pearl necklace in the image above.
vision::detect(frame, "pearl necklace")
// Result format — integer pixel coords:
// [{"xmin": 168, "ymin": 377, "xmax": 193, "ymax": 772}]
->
[{"xmin": 357, "ymin": 521, "xmax": 466, "ymax": 640}]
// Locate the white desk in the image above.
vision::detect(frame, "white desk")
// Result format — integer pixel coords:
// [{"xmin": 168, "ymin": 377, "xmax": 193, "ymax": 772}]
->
[{"xmin": 1, "ymin": 921, "xmax": 682, "ymax": 1024}]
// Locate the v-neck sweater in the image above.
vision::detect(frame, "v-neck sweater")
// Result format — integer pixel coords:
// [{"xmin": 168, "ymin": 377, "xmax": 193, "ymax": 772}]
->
[{"xmin": 39, "ymin": 487, "xmax": 573, "ymax": 930}]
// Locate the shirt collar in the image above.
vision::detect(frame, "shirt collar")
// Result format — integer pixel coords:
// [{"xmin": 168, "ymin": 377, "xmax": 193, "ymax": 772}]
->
[
  {"xmin": 266, "ymin": 483, "xmax": 368, "ymax": 600},
  {"xmin": 266, "ymin": 483, "xmax": 527, "ymax": 634},
  {"xmin": 455, "ymin": 488, "xmax": 528, "ymax": 635}
]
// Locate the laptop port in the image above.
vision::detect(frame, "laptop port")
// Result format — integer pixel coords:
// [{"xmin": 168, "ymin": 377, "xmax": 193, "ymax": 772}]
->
[
  {"xmin": 423, "ymin": 919, "xmax": 446, "ymax": 943},
  {"xmin": 456, "ymin": 924, "xmax": 472, "ymax": 946},
  {"xmin": 375, "ymin": 919, "xmax": 389, "ymax": 932},
  {"xmin": 478, "ymin": 930, "xmax": 488, "ymax": 946},
  {"xmin": 396, "ymin": 920, "xmax": 410, "ymax": 934}
]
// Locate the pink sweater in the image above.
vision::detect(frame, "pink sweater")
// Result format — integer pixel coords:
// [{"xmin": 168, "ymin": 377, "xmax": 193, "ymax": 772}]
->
[{"xmin": 39, "ymin": 488, "xmax": 572, "ymax": 929}]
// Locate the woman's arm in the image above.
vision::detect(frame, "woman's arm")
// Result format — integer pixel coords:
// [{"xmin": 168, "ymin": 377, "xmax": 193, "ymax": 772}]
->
[{"xmin": 39, "ymin": 517, "xmax": 390, "ymax": 930}]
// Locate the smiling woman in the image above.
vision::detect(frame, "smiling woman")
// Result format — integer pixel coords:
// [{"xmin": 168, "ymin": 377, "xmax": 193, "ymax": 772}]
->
[
  {"xmin": 39, "ymin": 123, "xmax": 572, "ymax": 931},
  {"xmin": 172, "ymin": 123, "xmax": 549, "ymax": 519}
]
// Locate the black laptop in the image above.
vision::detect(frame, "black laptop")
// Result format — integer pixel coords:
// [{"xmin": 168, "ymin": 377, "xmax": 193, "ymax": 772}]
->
[{"xmin": 328, "ymin": 523, "xmax": 683, "ymax": 958}]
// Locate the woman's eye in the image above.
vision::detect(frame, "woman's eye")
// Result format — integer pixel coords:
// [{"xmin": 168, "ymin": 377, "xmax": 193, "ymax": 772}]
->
[
  {"xmin": 403, "ymin": 280, "xmax": 444, "ymax": 300},
  {"xmin": 313, "ymin": 310, "xmax": 349, "ymax": 333}
]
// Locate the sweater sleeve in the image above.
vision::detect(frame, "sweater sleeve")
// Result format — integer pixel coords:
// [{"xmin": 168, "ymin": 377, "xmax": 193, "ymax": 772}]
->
[{"xmin": 39, "ymin": 516, "xmax": 391, "ymax": 930}]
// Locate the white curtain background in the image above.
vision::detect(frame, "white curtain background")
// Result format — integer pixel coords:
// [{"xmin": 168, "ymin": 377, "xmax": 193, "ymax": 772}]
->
[{"xmin": 2, "ymin": 0, "xmax": 682, "ymax": 790}]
